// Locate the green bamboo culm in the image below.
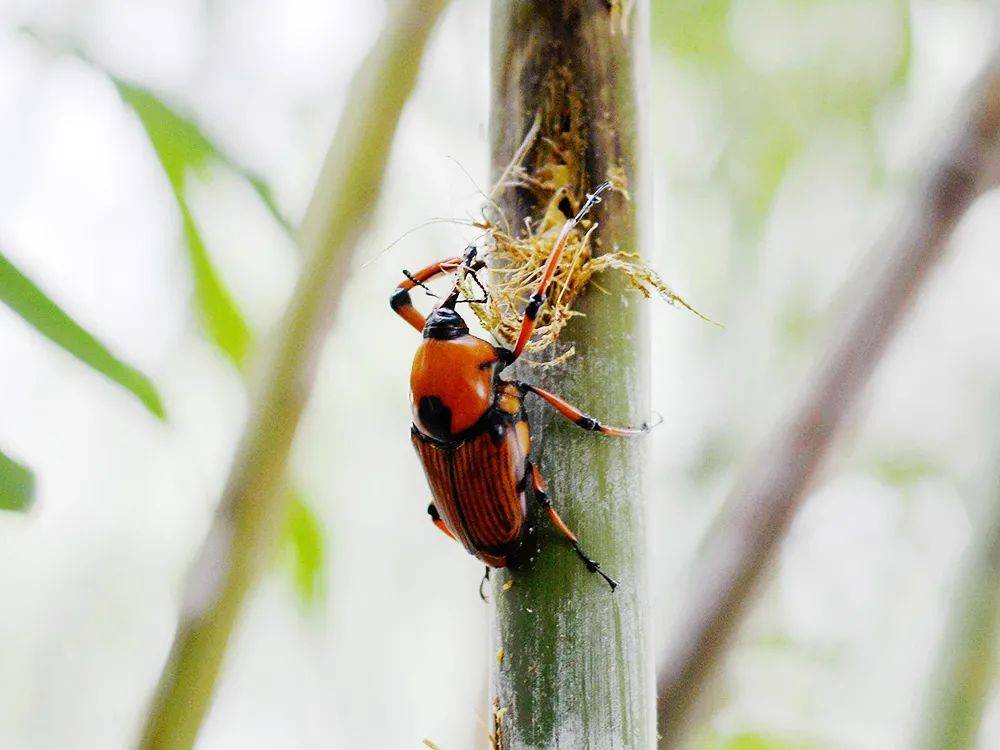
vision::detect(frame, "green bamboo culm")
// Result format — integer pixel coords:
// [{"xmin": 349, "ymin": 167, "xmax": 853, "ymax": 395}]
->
[{"xmin": 488, "ymin": 2, "xmax": 655, "ymax": 748}]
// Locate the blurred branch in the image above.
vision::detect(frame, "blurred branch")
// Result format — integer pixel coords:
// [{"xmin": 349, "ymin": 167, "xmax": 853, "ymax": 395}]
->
[
  {"xmin": 912, "ymin": 470, "xmax": 1000, "ymax": 750},
  {"xmin": 137, "ymin": 1, "xmax": 450, "ymax": 747},
  {"xmin": 657, "ymin": 47, "xmax": 1000, "ymax": 748}
]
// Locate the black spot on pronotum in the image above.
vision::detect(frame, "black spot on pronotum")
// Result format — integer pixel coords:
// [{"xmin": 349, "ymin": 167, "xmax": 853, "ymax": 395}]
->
[{"xmin": 418, "ymin": 396, "xmax": 453, "ymax": 439}]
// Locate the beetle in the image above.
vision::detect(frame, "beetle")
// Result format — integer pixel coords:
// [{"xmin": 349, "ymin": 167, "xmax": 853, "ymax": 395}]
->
[{"xmin": 390, "ymin": 183, "xmax": 650, "ymax": 592}]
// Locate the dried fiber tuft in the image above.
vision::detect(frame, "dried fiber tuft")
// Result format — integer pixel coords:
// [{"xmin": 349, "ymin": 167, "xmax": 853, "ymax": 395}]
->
[{"xmin": 460, "ymin": 101, "xmax": 710, "ymax": 366}]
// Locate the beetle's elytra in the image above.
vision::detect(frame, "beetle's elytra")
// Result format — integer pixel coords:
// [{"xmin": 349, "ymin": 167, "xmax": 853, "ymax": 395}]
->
[{"xmin": 391, "ymin": 183, "xmax": 650, "ymax": 592}]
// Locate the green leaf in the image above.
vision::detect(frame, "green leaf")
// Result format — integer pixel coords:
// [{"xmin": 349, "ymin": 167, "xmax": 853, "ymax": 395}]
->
[
  {"xmin": 24, "ymin": 28, "xmax": 286, "ymax": 367},
  {"xmin": 113, "ymin": 79, "xmax": 292, "ymax": 233},
  {"xmin": 245, "ymin": 174, "xmax": 295, "ymax": 237},
  {"xmin": 0, "ymin": 250, "xmax": 165, "ymax": 418},
  {"xmin": 113, "ymin": 81, "xmax": 213, "ymax": 189},
  {"xmin": 112, "ymin": 79, "xmax": 255, "ymax": 367},
  {"xmin": 177, "ymin": 199, "xmax": 253, "ymax": 366},
  {"xmin": 0, "ymin": 448, "xmax": 34, "ymax": 512},
  {"xmin": 283, "ymin": 492, "xmax": 326, "ymax": 607}
]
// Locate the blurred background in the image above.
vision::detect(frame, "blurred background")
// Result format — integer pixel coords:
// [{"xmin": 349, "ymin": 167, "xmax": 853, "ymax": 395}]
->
[{"xmin": 0, "ymin": 0, "xmax": 998, "ymax": 748}]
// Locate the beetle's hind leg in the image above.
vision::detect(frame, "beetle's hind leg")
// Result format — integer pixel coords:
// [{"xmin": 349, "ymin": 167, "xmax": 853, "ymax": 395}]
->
[{"xmin": 528, "ymin": 462, "xmax": 618, "ymax": 591}]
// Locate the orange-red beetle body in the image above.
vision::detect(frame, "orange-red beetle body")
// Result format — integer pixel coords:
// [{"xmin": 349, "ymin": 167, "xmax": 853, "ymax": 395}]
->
[{"xmin": 391, "ymin": 184, "xmax": 647, "ymax": 590}]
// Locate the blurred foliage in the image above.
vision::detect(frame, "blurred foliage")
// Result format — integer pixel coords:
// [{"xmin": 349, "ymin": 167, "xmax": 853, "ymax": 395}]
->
[
  {"xmin": 697, "ymin": 730, "xmax": 823, "ymax": 750},
  {"xmin": 656, "ymin": 0, "xmax": 734, "ymax": 66},
  {"xmin": 652, "ymin": 0, "xmax": 911, "ymax": 236},
  {"xmin": 0, "ymin": 447, "xmax": 34, "ymax": 511},
  {"xmin": 0, "ymin": 249, "xmax": 165, "ymax": 418},
  {"xmin": 23, "ymin": 27, "xmax": 327, "ymax": 605},
  {"xmin": 109, "ymin": 80, "xmax": 291, "ymax": 233},
  {"xmin": 655, "ymin": 0, "xmax": 914, "ymax": 497},
  {"xmin": 113, "ymin": 80, "xmax": 256, "ymax": 368},
  {"xmin": 109, "ymin": 73, "xmax": 326, "ymax": 607},
  {"xmin": 283, "ymin": 492, "xmax": 326, "ymax": 608},
  {"xmin": 870, "ymin": 452, "xmax": 941, "ymax": 488}
]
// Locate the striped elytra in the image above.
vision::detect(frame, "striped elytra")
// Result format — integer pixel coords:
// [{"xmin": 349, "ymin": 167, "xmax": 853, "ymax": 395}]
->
[{"xmin": 412, "ymin": 418, "xmax": 529, "ymax": 568}]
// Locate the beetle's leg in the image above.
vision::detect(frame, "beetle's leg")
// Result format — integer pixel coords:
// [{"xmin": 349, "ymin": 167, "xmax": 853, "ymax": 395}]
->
[
  {"xmin": 390, "ymin": 257, "xmax": 463, "ymax": 332},
  {"xmin": 455, "ymin": 265, "xmax": 490, "ymax": 305},
  {"xmin": 427, "ymin": 503, "xmax": 457, "ymax": 541},
  {"xmin": 519, "ymin": 383, "xmax": 656, "ymax": 437},
  {"xmin": 529, "ymin": 462, "xmax": 618, "ymax": 591},
  {"xmin": 479, "ymin": 566, "xmax": 491, "ymax": 602},
  {"xmin": 504, "ymin": 182, "xmax": 613, "ymax": 364}
]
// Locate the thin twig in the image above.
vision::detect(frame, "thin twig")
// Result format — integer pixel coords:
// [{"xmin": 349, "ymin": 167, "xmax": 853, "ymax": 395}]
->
[
  {"xmin": 657, "ymin": 46, "xmax": 1000, "ymax": 748},
  {"xmin": 136, "ymin": 2, "xmax": 450, "ymax": 748}
]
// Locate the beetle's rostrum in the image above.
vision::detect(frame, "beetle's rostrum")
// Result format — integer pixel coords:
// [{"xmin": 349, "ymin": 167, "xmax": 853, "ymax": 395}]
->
[{"xmin": 391, "ymin": 183, "xmax": 651, "ymax": 593}]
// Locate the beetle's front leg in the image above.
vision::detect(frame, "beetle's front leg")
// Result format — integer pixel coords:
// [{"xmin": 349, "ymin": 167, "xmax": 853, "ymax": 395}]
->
[
  {"xmin": 527, "ymin": 461, "xmax": 618, "ymax": 591},
  {"xmin": 504, "ymin": 182, "xmax": 613, "ymax": 365}
]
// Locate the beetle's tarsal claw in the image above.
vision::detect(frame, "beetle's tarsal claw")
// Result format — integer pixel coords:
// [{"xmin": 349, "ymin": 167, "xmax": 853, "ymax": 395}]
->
[
  {"xmin": 572, "ymin": 542, "xmax": 618, "ymax": 591},
  {"xmin": 479, "ymin": 566, "xmax": 491, "ymax": 602}
]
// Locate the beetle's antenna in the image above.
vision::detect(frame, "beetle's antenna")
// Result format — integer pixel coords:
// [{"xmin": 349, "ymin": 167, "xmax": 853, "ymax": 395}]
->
[
  {"xmin": 402, "ymin": 269, "xmax": 441, "ymax": 299},
  {"xmin": 360, "ymin": 217, "xmax": 478, "ymax": 269}
]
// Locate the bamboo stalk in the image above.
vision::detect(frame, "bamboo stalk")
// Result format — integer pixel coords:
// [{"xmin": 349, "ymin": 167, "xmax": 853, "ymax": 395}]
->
[
  {"xmin": 137, "ymin": 2, "xmax": 449, "ymax": 747},
  {"xmin": 913, "ymin": 461, "xmax": 1000, "ymax": 750},
  {"xmin": 657, "ymin": 47, "xmax": 1000, "ymax": 749},
  {"xmin": 489, "ymin": 2, "xmax": 655, "ymax": 748}
]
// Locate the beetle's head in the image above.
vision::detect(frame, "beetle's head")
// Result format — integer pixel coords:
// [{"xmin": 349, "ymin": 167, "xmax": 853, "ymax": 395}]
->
[{"xmin": 423, "ymin": 305, "xmax": 468, "ymax": 340}]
